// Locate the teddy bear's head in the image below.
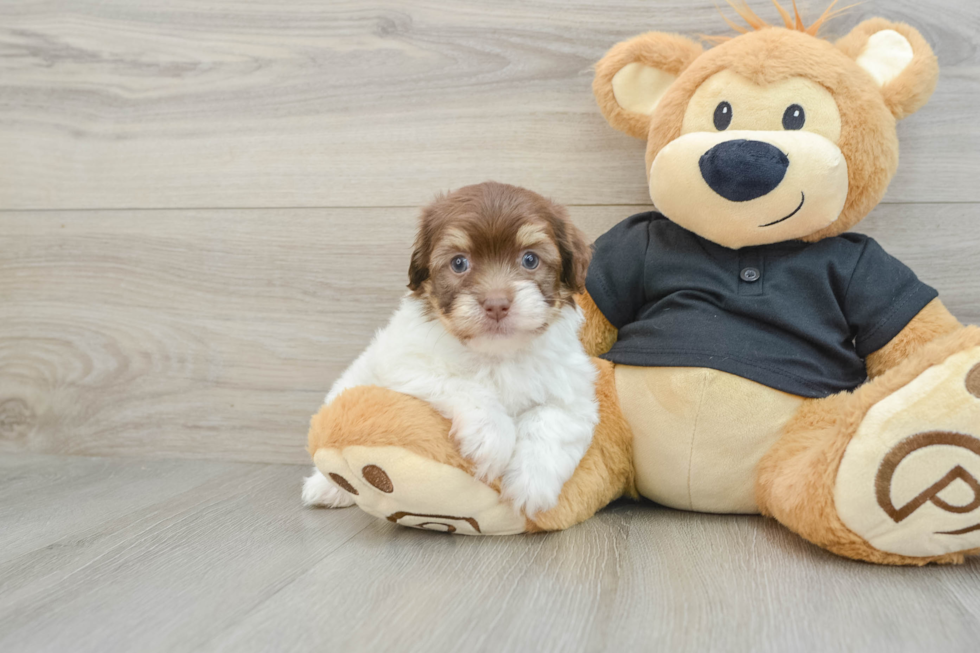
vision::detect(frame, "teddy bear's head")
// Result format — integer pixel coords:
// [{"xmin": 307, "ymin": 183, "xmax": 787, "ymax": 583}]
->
[{"xmin": 593, "ymin": 4, "xmax": 939, "ymax": 248}]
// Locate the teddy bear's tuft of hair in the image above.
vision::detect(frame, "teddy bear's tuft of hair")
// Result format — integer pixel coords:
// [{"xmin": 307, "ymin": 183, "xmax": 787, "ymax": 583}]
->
[{"xmin": 708, "ymin": 0, "xmax": 857, "ymax": 43}]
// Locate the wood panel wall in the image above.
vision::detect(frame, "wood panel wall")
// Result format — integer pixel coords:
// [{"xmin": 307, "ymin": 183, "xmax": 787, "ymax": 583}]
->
[{"xmin": 2, "ymin": 0, "xmax": 978, "ymax": 464}]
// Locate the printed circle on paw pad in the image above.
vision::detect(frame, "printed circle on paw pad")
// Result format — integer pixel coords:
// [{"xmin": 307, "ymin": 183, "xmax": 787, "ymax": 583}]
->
[
  {"xmin": 967, "ymin": 363, "xmax": 980, "ymax": 399},
  {"xmin": 328, "ymin": 473, "xmax": 358, "ymax": 495},
  {"xmin": 362, "ymin": 464, "xmax": 394, "ymax": 493}
]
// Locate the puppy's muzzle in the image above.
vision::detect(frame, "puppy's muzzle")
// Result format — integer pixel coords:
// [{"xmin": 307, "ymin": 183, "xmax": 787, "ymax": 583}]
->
[{"xmin": 481, "ymin": 294, "xmax": 512, "ymax": 322}]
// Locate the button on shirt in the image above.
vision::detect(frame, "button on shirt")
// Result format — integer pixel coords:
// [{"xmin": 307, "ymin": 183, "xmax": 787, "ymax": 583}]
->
[
  {"xmin": 740, "ymin": 267, "xmax": 760, "ymax": 283},
  {"xmin": 585, "ymin": 212, "xmax": 938, "ymax": 398}
]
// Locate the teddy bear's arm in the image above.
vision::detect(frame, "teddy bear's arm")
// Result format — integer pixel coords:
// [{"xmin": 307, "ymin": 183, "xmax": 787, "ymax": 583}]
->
[
  {"xmin": 576, "ymin": 290, "xmax": 619, "ymax": 357},
  {"xmin": 865, "ymin": 298, "xmax": 962, "ymax": 378}
]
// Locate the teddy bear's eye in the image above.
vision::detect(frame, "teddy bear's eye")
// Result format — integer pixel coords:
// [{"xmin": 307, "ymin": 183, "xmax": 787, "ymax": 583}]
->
[
  {"xmin": 782, "ymin": 104, "xmax": 806, "ymax": 130},
  {"xmin": 713, "ymin": 101, "xmax": 732, "ymax": 131}
]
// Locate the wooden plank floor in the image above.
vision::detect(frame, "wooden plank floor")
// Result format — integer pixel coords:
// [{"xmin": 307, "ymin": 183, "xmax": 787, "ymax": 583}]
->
[{"xmin": 1, "ymin": 453, "xmax": 979, "ymax": 653}]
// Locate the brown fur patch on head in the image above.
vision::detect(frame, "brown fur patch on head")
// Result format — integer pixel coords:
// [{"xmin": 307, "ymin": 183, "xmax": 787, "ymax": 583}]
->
[{"xmin": 408, "ymin": 181, "xmax": 591, "ymax": 341}]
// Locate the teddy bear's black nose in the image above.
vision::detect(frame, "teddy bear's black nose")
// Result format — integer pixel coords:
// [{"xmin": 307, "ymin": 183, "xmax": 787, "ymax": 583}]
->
[{"xmin": 699, "ymin": 139, "xmax": 789, "ymax": 202}]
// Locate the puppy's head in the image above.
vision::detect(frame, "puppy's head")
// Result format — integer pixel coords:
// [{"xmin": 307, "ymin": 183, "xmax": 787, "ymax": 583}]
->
[{"xmin": 408, "ymin": 181, "xmax": 590, "ymax": 348}]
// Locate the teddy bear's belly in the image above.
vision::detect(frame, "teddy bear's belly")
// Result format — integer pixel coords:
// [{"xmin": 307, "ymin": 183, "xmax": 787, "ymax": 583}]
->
[{"xmin": 615, "ymin": 365, "xmax": 805, "ymax": 513}]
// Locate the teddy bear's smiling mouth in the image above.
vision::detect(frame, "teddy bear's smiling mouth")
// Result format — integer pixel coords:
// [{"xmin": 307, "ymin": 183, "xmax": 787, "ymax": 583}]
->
[{"xmin": 759, "ymin": 192, "xmax": 805, "ymax": 228}]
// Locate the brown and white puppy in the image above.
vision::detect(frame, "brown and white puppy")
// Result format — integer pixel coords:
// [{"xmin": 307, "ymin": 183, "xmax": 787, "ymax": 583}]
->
[
  {"xmin": 303, "ymin": 182, "xmax": 600, "ymax": 517},
  {"xmin": 409, "ymin": 180, "xmax": 592, "ymax": 351}
]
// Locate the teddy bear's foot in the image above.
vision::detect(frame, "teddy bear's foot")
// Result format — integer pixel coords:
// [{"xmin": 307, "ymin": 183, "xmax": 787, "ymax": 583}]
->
[
  {"xmin": 835, "ymin": 345, "xmax": 980, "ymax": 558},
  {"xmin": 312, "ymin": 445, "xmax": 528, "ymax": 535},
  {"xmin": 307, "ymin": 363, "xmax": 634, "ymax": 536},
  {"xmin": 307, "ymin": 385, "xmax": 531, "ymax": 535},
  {"xmin": 758, "ymin": 327, "xmax": 980, "ymax": 565}
]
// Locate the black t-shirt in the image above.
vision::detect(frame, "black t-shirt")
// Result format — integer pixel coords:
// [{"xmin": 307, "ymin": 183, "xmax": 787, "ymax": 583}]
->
[{"xmin": 585, "ymin": 212, "xmax": 938, "ymax": 398}]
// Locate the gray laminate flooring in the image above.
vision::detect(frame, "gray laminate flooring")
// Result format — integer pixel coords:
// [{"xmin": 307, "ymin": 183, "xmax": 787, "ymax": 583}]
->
[{"xmin": 2, "ymin": 453, "xmax": 979, "ymax": 653}]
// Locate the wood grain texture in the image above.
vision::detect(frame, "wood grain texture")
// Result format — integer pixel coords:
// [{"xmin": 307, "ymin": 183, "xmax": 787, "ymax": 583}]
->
[
  {"xmin": 1, "ymin": 454, "xmax": 979, "ymax": 653},
  {"xmin": 0, "ymin": 455, "xmax": 375, "ymax": 653},
  {"xmin": 0, "ymin": 0, "xmax": 978, "ymax": 209},
  {"xmin": 2, "ymin": 203, "xmax": 978, "ymax": 464}
]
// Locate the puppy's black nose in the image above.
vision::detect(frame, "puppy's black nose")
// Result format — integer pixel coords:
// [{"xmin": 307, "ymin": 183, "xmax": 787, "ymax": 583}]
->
[
  {"xmin": 699, "ymin": 139, "xmax": 789, "ymax": 202},
  {"xmin": 482, "ymin": 297, "xmax": 511, "ymax": 321}
]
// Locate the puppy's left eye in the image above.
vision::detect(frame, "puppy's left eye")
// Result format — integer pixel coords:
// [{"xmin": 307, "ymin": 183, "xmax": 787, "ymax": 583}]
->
[
  {"xmin": 521, "ymin": 252, "xmax": 539, "ymax": 270},
  {"xmin": 450, "ymin": 256, "xmax": 469, "ymax": 273}
]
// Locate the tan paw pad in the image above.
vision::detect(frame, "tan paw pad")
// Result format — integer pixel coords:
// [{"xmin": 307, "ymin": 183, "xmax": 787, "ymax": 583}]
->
[
  {"xmin": 312, "ymin": 445, "xmax": 527, "ymax": 536},
  {"xmin": 836, "ymin": 347, "xmax": 980, "ymax": 557}
]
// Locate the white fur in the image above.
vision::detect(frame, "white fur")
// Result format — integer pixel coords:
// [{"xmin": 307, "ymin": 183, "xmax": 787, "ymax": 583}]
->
[
  {"xmin": 303, "ymin": 294, "xmax": 599, "ymax": 517},
  {"xmin": 302, "ymin": 470, "xmax": 356, "ymax": 508}
]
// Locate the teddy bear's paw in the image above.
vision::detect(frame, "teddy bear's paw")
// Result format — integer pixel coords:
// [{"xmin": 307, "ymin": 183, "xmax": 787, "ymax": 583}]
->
[
  {"xmin": 836, "ymin": 346, "xmax": 980, "ymax": 558},
  {"xmin": 311, "ymin": 445, "xmax": 528, "ymax": 535},
  {"xmin": 302, "ymin": 469, "xmax": 357, "ymax": 508}
]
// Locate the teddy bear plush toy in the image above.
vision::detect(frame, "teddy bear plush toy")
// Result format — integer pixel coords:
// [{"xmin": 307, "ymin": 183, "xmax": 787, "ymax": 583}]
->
[{"xmin": 309, "ymin": 4, "xmax": 980, "ymax": 565}]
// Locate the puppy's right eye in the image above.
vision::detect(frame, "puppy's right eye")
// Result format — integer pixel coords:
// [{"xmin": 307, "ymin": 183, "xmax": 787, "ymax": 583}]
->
[{"xmin": 450, "ymin": 256, "xmax": 469, "ymax": 274}]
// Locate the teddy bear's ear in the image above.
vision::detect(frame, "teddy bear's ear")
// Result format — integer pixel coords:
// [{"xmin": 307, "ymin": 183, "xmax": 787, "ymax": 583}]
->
[
  {"xmin": 836, "ymin": 18, "xmax": 939, "ymax": 120},
  {"xmin": 593, "ymin": 32, "xmax": 703, "ymax": 139}
]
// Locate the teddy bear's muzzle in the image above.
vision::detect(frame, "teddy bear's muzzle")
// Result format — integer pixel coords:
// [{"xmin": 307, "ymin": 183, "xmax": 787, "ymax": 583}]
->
[
  {"xmin": 648, "ymin": 129, "xmax": 848, "ymax": 249},
  {"xmin": 698, "ymin": 139, "xmax": 790, "ymax": 202}
]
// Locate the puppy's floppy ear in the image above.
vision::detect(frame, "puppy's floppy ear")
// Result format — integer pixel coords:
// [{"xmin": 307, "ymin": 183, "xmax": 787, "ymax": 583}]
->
[
  {"xmin": 836, "ymin": 18, "xmax": 939, "ymax": 120},
  {"xmin": 407, "ymin": 208, "xmax": 435, "ymax": 291},
  {"xmin": 407, "ymin": 244, "xmax": 429, "ymax": 291},
  {"xmin": 593, "ymin": 32, "xmax": 702, "ymax": 139},
  {"xmin": 545, "ymin": 204, "xmax": 591, "ymax": 294}
]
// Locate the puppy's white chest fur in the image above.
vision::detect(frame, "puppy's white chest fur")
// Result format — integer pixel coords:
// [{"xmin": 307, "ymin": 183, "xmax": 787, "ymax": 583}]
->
[{"xmin": 356, "ymin": 296, "xmax": 595, "ymax": 417}]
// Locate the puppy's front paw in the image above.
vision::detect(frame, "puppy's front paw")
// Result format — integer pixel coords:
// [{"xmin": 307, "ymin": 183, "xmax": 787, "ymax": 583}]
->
[
  {"xmin": 302, "ymin": 469, "xmax": 357, "ymax": 508},
  {"xmin": 450, "ymin": 410, "xmax": 516, "ymax": 482},
  {"xmin": 501, "ymin": 464, "xmax": 563, "ymax": 519}
]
